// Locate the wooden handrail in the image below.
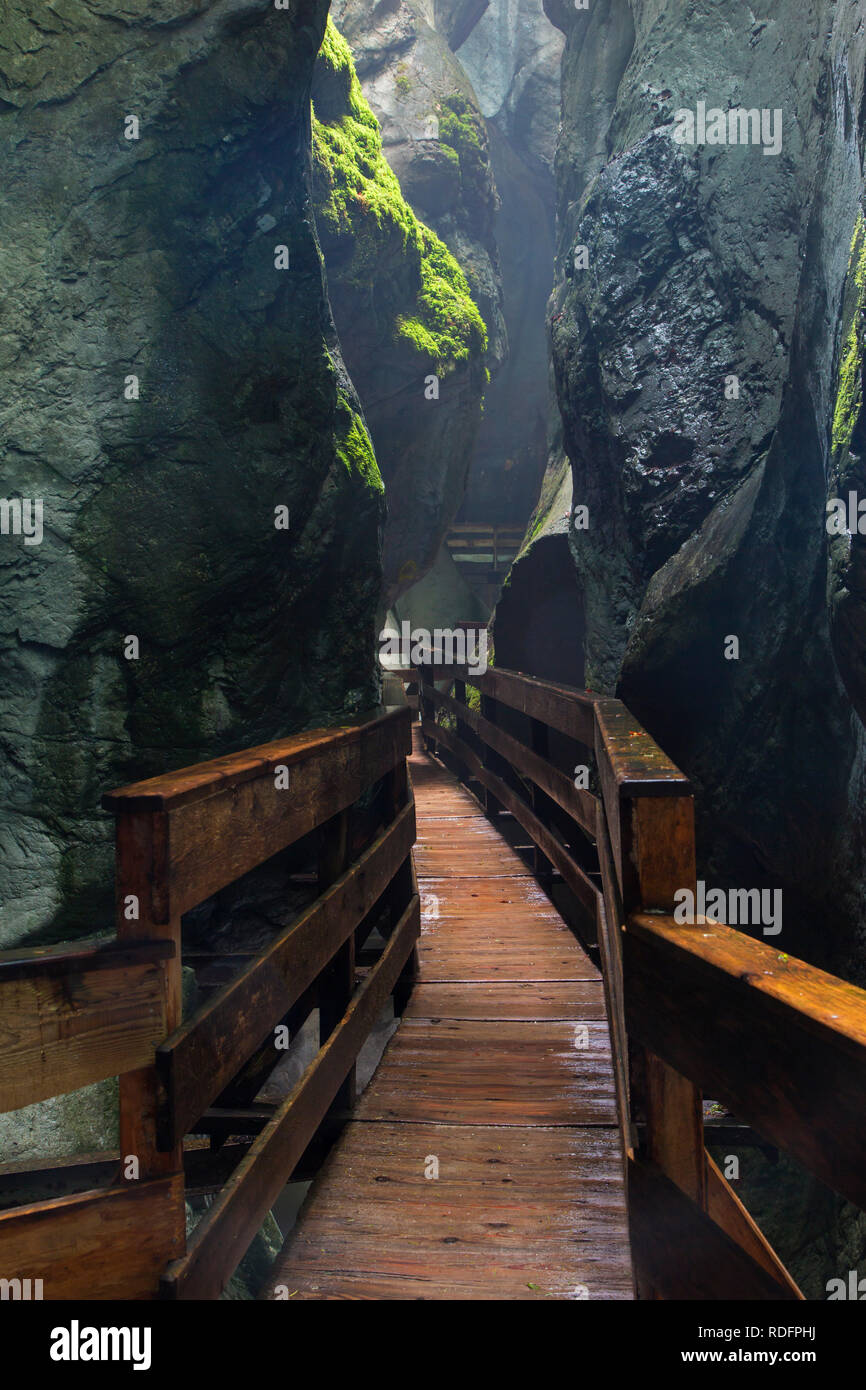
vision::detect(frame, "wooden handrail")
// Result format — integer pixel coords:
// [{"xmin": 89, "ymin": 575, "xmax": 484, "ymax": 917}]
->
[
  {"xmin": 627, "ymin": 910, "xmax": 866, "ymax": 1213},
  {"xmin": 411, "ymin": 659, "xmax": 866, "ymax": 1300},
  {"xmin": 5, "ymin": 658, "xmax": 865, "ymax": 1302},
  {"xmin": 0, "ymin": 703, "xmax": 417, "ymax": 1301}
]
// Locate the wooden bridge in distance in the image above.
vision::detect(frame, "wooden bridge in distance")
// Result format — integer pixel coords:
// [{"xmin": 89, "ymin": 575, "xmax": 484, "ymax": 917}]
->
[{"xmin": 1, "ymin": 661, "xmax": 865, "ymax": 1300}]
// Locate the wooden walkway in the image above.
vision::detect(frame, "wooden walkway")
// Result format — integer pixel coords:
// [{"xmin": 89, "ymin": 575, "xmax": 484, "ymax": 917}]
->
[{"xmin": 264, "ymin": 727, "xmax": 633, "ymax": 1300}]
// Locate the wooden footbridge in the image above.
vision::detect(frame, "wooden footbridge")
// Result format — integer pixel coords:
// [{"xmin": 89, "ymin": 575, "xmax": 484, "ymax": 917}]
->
[{"xmin": 1, "ymin": 662, "xmax": 865, "ymax": 1299}]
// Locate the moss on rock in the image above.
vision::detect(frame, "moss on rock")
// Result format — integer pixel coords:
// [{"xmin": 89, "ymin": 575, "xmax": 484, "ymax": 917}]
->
[
  {"xmin": 312, "ymin": 21, "xmax": 486, "ymax": 375},
  {"xmin": 832, "ymin": 211, "xmax": 866, "ymax": 458}
]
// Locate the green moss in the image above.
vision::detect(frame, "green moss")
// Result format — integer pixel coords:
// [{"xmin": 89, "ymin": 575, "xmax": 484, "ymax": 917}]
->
[
  {"xmin": 312, "ymin": 22, "xmax": 486, "ymax": 375},
  {"xmin": 334, "ymin": 385, "xmax": 384, "ymax": 492},
  {"xmin": 832, "ymin": 211, "xmax": 866, "ymax": 457},
  {"xmin": 437, "ymin": 93, "xmax": 492, "ymax": 216}
]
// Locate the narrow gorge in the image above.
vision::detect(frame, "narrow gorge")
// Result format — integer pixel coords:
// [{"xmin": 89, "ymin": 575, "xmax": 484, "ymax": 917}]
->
[{"xmin": 2, "ymin": 0, "xmax": 866, "ymax": 1311}]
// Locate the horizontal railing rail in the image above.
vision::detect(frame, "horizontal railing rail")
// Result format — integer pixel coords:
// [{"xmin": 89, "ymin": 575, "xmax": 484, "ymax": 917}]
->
[
  {"xmin": 0, "ymin": 703, "xmax": 417, "ymax": 1300},
  {"xmin": 412, "ymin": 657, "xmax": 866, "ymax": 1302}
]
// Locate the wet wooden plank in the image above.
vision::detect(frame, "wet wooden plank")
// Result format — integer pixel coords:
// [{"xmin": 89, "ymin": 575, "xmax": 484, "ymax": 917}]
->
[
  {"xmin": 103, "ymin": 706, "xmax": 410, "ymax": 812},
  {"xmin": 0, "ymin": 958, "xmax": 168, "ymax": 1114},
  {"xmin": 0, "ymin": 1175, "xmax": 184, "ymax": 1300},
  {"xmin": 414, "ymin": 832, "xmax": 530, "ymax": 878},
  {"xmin": 626, "ymin": 910, "xmax": 866, "ymax": 1212},
  {"xmin": 404, "ymin": 981, "xmax": 606, "ymax": 1021},
  {"xmin": 354, "ymin": 1019, "xmax": 617, "ymax": 1125},
  {"xmin": 264, "ymin": 1124, "xmax": 631, "ymax": 1301},
  {"xmin": 256, "ymin": 729, "xmax": 631, "ymax": 1301}
]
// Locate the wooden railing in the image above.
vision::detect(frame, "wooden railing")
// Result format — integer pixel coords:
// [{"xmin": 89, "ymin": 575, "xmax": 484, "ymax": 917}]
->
[
  {"xmin": 0, "ymin": 704, "xmax": 417, "ymax": 1300},
  {"xmin": 416, "ymin": 660, "xmax": 866, "ymax": 1301}
]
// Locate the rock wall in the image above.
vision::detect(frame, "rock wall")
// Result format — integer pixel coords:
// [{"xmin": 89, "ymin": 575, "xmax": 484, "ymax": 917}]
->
[
  {"xmin": 545, "ymin": 0, "xmax": 866, "ymax": 982},
  {"xmin": 0, "ymin": 0, "xmax": 385, "ymax": 949},
  {"xmin": 332, "ymin": 0, "xmax": 561, "ymax": 541},
  {"xmin": 311, "ymin": 18, "xmax": 488, "ymax": 602}
]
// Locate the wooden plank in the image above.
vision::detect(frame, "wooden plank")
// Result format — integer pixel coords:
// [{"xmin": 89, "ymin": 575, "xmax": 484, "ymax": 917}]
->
[
  {"xmin": 594, "ymin": 801, "xmax": 631, "ymax": 1153},
  {"xmin": 705, "ymin": 1154, "xmax": 803, "ymax": 1298},
  {"xmin": 426, "ymin": 684, "xmax": 597, "ymax": 834},
  {"xmin": 627, "ymin": 1157, "xmax": 798, "ymax": 1300},
  {"xmin": 162, "ymin": 894, "xmax": 420, "ymax": 1300},
  {"xmin": 158, "ymin": 710, "xmax": 410, "ymax": 920},
  {"xmin": 0, "ymin": 936, "xmax": 173, "ymax": 981},
  {"xmin": 318, "ymin": 808, "xmax": 355, "ymax": 1114},
  {"xmin": 113, "ymin": 807, "xmax": 184, "ymax": 1188},
  {"xmin": 354, "ymin": 1019, "xmax": 617, "ymax": 1125},
  {"xmin": 594, "ymin": 697, "xmax": 691, "ymax": 796},
  {"xmin": 264, "ymin": 1123, "xmax": 631, "ymax": 1301},
  {"xmin": 103, "ymin": 706, "xmax": 410, "ymax": 813},
  {"xmin": 0, "ymin": 947, "xmax": 169, "ymax": 1112},
  {"xmin": 415, "ymin": 827, "xmax": 531, "ymax": 877},
  {"xmin": 423, "ymin": 719, "xmax": 600, "ymax": 919},
  {"xmin": 403, "ymin": 981, "xmax": 606, "ymax": 1021},
  {"xmin": 0, "ymin": 1175, "xmax": 184, "ymax": 1299},
  {"xmin": 626, "ymin": 911, "xmax": 866, "ymax": 1211},
  {"xmin": 157, "ymin": 798, "xmax": 415, "ymax": 1145},
  {"xmin": 445, "ymin": 666, "xmax": 596, "ymax": 748},
  {"xmin": 627, "ymin": 795, "xmax": 704, "ymax": 1217}
]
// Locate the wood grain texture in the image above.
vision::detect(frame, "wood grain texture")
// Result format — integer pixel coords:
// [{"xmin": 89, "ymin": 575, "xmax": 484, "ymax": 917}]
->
[
  {"xmin": 626, "ymin": 910, "xmax": 866, "ymax": 1211},
  {"xmin": 264, "ymin": 725, "xmax": 632, "ymax": 1301},
  {"xmin": 446, "ymin": 665, "xmax": 596, "ymax": 748},
  {"xmin": 162, "ymin": 896, "xmax": 420, "ymax": 1300},
  {"xmin": 103, "ymin": 706, "xmax": 410, "ymax": 813},
  {"xmin": 0, "ymin": 952, "xmax": 168, "ymax": 1112},
  {"xmin": 403, "ymin": 981, "xmax": 606, "ymax": 1021},
  {"xmin": 0, "ymin": 1175, "xmax": 184, "ymax": 1300},
  {"xmin": 353, "ymin": 1019, "xmax": 617, "ymax": 1125},
  {"xmin": 705, "ymin": 1154, "xmax": 803, "ymax": 1299},
  {"xmin": 263, "ymin": 1124, "xmax": 631, "ymax": 1301},
  {"xmin": 422, "ymin": 717, "xmax": 600, "ymax": 918},
  {"xmin": 157, "ymin": 797, "xmax": 415, "ymax": 1144}
]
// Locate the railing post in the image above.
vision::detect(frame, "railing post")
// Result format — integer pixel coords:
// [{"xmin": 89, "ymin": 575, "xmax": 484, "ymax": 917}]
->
[
  {"xmin": 114, "ymin": 809, "xmax": 184, "ymax": 1179},
  {"xmin": 318, "ymin": 807, "xmax": 355, "ymax": 1112},
  {"xmin": 112, "ymin": 806, "xmax": 186, "ymax": 1287},
  {"xmin": 453, "ymin": 676, "xmax": 472, "ymax": 784},
  {"xmin": 418, "ymin": 660, "xmax": 436, "ymax": 757},
  {"xmin": 528, "ymin": 716, "xmax": 555, "ymax": 884},
  {"xmin": 384, "ymin": 757, "xmax": 419, "ymax": 1016},
  {"xmin": 622, "ymin": 793, "xmax": 706, "ymax": 1293},
  {"xmin": 479, "ymin": 693, "xmax": 504, "ymax": 822}
]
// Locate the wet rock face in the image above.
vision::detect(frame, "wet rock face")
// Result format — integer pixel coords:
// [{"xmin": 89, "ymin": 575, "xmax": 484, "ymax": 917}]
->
[
  {"xmin": 331, "ymin": 0, "xmax": 505, "ymax": 366},
  {"xmin": 548, "ymin": 0, "xmax": 866, "ymax": 978},
  {"xmin": 332, "ymin": 0, "xmax": 562, "ymax": 531},
  {"xmin": 0, "ymin": 0, "xmax": 385, "ymax": 944},
  {"xmin": 310, "ymin": 20, "xmax": 487, "ymax": 602}
]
